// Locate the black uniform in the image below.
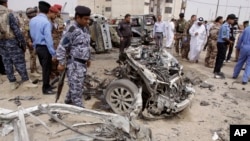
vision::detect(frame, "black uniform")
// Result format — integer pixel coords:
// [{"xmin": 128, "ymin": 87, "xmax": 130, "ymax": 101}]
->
[
  {"xmin": 117, "ymin": 20, "xmax": 132, "ymax": 53},
  {"xmin": 225, "ymin": 24, "xmax": 237, "ymax": 61}
]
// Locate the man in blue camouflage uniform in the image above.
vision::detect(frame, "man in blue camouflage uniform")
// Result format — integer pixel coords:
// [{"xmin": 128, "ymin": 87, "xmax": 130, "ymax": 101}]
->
[
  {"xmin": 57, "ymin": 6, "xmax": 91, "ymax": 107},
  {"xmin": 0, "ymin": 0, "xmax": 37, "ymax": 89}
]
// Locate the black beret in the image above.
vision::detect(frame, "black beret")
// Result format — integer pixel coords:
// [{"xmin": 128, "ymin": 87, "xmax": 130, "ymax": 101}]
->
[
  {"xmin": 75, "ymin": 6, "xmax": 91, "ymax": 16},
  {"xmin": 179, "ymin": 13, "xmax": 184, "ymax": 18},
  {"xmin": 39, "ymin": 1, "xmax": 51, "ymax": 14},
  {"xmin": 227, "ymin": 14, "xmax": 237, "ymax": 20}
]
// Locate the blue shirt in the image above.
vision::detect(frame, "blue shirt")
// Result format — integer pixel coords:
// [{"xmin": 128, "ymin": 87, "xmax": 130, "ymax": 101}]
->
[
  {"xmin": 29, "ymin": 13, "xmax": 55, "ymax": 57},
  {"xmin": 217, "ymin": 22, "xmax": 230, "ymax": 43},
  {"xmin": 237, "ymin": 26, "xmax": 250, "ymax": 49}
]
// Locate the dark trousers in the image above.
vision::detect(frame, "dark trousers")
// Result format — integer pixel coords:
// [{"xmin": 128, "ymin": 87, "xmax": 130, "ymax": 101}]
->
[
  {"xmin": 214, "ymin": 42, "xmax": 227, "ymax": 73},
  {"xmin": 120, "ymin": 37, "xmax": 131, "ymax": 53},
  {"xmin": 36, "ymin": 45, "xmax": 52, "ymax": 92},
  {"xmin": 226, "ymin": 43, "xmax": 234, "ymax": 61},
  {"xmin": 0, "ymin": 55, "xmax": 5, "ymax": 74}
]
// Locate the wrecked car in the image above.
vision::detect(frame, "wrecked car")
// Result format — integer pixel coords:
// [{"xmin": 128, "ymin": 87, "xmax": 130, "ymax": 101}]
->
[
  {"xmin": 131, "ymin": 14, "xmax": 156, "ymax": 45},
  {"xmin": 103, "ymin": 46, "xmax": 195, "ymax": 119},
  {"xmin": 89, "ymin": 14, "xmax": 112, "ymax": 53}
]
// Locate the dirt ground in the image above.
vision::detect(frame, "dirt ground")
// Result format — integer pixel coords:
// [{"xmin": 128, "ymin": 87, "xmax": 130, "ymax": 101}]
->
[{"xmin": 0, "ymin": 46, "xmax": 250, "ymax": 141}]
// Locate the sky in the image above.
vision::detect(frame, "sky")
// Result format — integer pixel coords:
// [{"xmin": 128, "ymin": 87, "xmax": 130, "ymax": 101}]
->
[
  {"xmin": 185, "ymin": 0, "xmax": 250, "ymax": 22},
  {"xmin": 7, "ymin": 0, "xmax": 250, "ymax": 22}
]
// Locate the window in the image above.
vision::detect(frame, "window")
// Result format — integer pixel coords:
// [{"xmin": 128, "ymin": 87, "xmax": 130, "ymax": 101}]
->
[
  {"xmin": 165, "ymin": 0, "xmax": 173, "ymax": 3},
  {"xmin": 165, "ymin": 7, "xmax": 172, "ymax": 13},
  {"xmin": 150, "ymin": 8, "xmax": 154, "ymax": 12},
  {"xmin": 105, "ymin": 7, "xmax": 111, "ymax": 12}
]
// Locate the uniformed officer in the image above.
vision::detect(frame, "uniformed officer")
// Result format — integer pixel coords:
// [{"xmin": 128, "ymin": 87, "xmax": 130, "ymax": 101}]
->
[
  {"xmin": 57, "ymin": 5, "xmax": 91, "ymax": 107},
  {"xmin": 25, "ymin": 7, "xmax": 40, "ymax": 77},
  {"xmin": 204, "ymin": 16, "xmax": 223, "ymax": 68},
  {"xmin": 0, "ymin": 0, "xmax": 37, "ymax": 89},
  {"xmin": 29, "ymin": 1, "xmax": 57, "ymax": 94},
  {"xmin": 153, "ymin": 15, "xmax": 166, "ymax": 48},
  {"xmin": 181, "ymin": 15, "xmax": 196, "ymax": 60},
  {"xmin": 175, "ymin": 13, "xmax": 187, "ymax": 56},
  {"xmin": 117, "ymin": 14, "xmax": 132, "ymax": 61},
  {"xmin": 214, "ymin": 14, "xmax": 237, "ymax": 79}
]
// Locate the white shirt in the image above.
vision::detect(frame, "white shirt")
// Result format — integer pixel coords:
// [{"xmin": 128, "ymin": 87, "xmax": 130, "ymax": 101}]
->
[{"xmin": 153, "ymin": 21, "xmax": 166, "ymax": 37}]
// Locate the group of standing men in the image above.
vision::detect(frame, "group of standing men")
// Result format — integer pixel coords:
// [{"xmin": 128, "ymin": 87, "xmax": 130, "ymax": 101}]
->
[
  {"xmin": 0, "ymin": 0, "xmax": 92, "ymax": 107},
  {"xmin": 150, "ymin": 12, "xmax": 250, "ymax": 84}
]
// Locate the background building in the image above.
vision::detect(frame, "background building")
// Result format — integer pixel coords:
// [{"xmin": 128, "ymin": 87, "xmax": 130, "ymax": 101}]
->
[{"xmin": 77, "ymin": 0, "xmax": 183, "ymax": 20}]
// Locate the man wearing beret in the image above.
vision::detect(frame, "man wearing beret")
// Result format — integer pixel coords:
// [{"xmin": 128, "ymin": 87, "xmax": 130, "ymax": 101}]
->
[
  {"xmin": 0, "ymin": 0, "xmax": 37, "ymax": 89},
  {"xmin": 29, "ymin": 1, "xmax": 57, "ymax": 94},
  {"xmin": 56, "ymin": 5, "xmax": 91, "ymax": 107},
  {"xmin": 25, "ymin": 7, "xmax": 40, "ymax": 77},
  {"xmin": 48, "ymin": 5, "xmax": 60, "ymax": 78}
]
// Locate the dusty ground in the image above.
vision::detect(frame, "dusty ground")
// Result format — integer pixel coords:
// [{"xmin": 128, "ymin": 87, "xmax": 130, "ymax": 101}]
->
[{"xmin": 0, "ymin": 46, "xmax": 250, "ymax": 141}]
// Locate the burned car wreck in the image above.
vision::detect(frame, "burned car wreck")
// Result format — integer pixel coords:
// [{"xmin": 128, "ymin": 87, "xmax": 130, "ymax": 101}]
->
[{"xmin": 84, "ymin": 46, "xmax": 195, "ymax": 119}]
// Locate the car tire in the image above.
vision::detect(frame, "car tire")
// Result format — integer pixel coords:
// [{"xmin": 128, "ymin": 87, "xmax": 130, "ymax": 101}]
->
[{"xmin": 105, "ymin": 79, "xmax": 139, "ymax": 115}]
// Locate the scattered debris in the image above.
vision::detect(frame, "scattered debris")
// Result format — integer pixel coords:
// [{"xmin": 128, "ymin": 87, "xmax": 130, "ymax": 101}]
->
[
  {"xmin": 200, "ymin": 101, "xmax": 210, "ymax": 106},
  {"xmin": 8, "ymin": 96, "xmax": 40, "ymax": 106},
  {"xmin": 200, "ymin": 81, "xmax": 215, "ymax": 92},
  {"xmin": 0, "ymin": 104, "xmax": 153, "ymax": 140}
]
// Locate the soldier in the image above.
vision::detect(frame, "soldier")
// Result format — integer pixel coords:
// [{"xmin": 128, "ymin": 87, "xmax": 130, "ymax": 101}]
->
[
  {"xmin": 30, "ymin": 1, "xmax": 57, "ymax": 94},
  {"xmin": 181, "ymin": 15, "xmax": 196, "ymax": 60},
  {"xmin": 57, "ymin": 5, "xmax": 91, "ymax": 107},
  {"xmin": 117, "ymin": 14, "xmax": 132, "ymax": 61},
  {"xmin": 175, "ymin": 13, "xmax": 187, "ymax": 56},
  {"xmin": 25, "ymin": 7, "xmax": 40, "ymax": 77},
  {"xmin": 48, "ymin": 6, "xmax": 60, "ymax": 78},
  {"xmin": 0, "ymin": 0, "xmax": 37, "ymax": 89},
  {"xmin": 204, "ymin": 16, "xmax": 223, "ymax": 68},
  {"xmin": 153, "ymin": 15, "xmax": 166, "ymax": 48}
]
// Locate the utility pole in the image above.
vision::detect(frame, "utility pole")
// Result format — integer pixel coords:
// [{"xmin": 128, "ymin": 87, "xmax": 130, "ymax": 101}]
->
[
  {"xmin": 238, "ymin": 6, "xmax": 242, "ymax": 20},
  {"xmin": 215, "ymin": 0, "xmax": 220, "ymax": 18},
  {"xmin": 156, "ymin": 0, "xmax": 161, "ymax": 16}
]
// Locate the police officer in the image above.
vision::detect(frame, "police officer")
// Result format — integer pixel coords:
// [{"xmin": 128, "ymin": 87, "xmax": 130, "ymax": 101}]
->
[
  {"xmin": 30, "ymin": 1, "xmax": 57, "ymax": 94},
  {"xmin": 214, "ymin": 14, "xmax": 237, "ymax": 79},
  {"xmin": 0, "ymin": 0, "xmax": 37, "ymax": 89},
  {"xmin": 57, "ymin": 5, "xmax": 91, "ymax": 107},
  {"xmin": 175, "ymin": 13, "xmax": 187, "ymax": 56},
  {"xmin": 117, "ymin": 14, "xmax": 132, "ymax": 61}
]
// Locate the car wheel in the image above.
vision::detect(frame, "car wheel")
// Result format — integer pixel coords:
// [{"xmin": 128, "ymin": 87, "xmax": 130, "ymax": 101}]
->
[{"xmin": 105, "ymin": 79, "xmax": 139, "ymax": 115}]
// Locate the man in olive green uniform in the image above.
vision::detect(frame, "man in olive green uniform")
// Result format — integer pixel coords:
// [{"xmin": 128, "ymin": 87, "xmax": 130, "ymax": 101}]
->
[
  {"xmin": 25, "ymin": 7, "xmax": 40, "ymax": 77},
  {"xmin": 204, "ymin": 16, "xmax": 223, "ymax": 68},
  {"xmin": 181, "ymin": 15, "xmax": 196, "ymax": 60},
  {"xmin": 175, "ymin": 13, "xmax": 187, "ymax": 56}
]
